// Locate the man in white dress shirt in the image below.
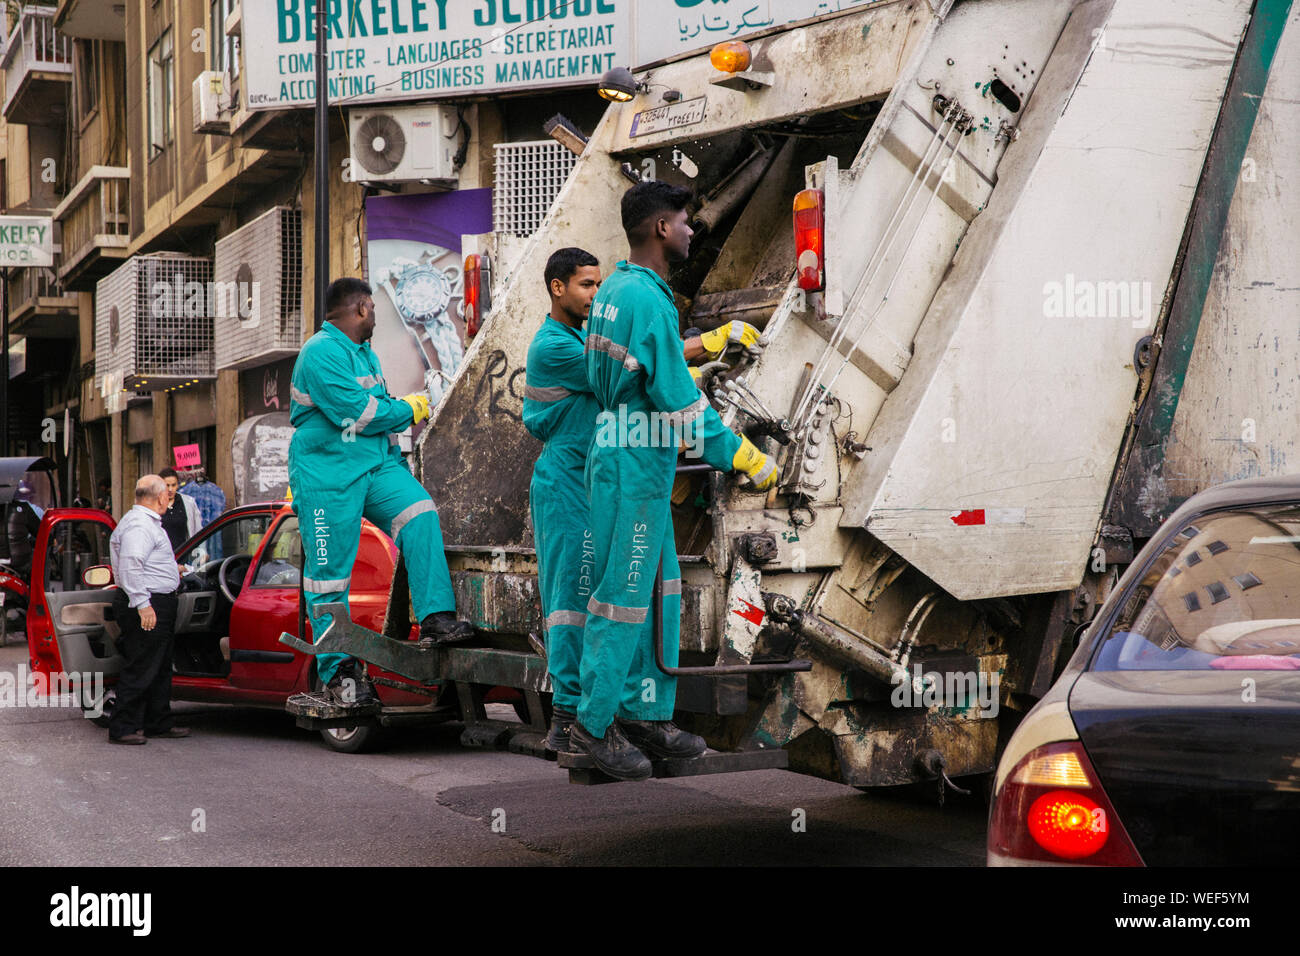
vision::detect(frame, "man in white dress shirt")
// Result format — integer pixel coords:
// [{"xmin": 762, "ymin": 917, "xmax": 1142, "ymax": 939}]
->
[{"xmin": 107, "ymin": 475, "xmax": 189, "ymax": 745}]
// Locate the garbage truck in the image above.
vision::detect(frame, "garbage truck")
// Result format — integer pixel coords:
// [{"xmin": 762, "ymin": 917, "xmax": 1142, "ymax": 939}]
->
[{"xmin": 289, "ymin": 0, "xmax": 1299, "ymax": 789}]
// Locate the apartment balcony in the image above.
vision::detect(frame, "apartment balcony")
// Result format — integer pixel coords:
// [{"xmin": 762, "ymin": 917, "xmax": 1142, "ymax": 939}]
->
[
  {"xmin": 53, "ymin": 0, "xmax": 124, "ymax": 40},
  {"xmin": 52, "ymin": 165, "xmax": 129, "ymax": 291},
  {"xmin": 5, "ymin": 263, "xmax": 78, "ymax": 338},
  {"xmin": 2, "ymin": 5, "xmax": 72, "ymax": 127}
]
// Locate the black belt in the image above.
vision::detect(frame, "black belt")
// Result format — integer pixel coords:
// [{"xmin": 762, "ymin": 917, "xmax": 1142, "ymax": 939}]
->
[{"xmin": 115, "ymin": 588, "xmax": 179, "ymax": 603}]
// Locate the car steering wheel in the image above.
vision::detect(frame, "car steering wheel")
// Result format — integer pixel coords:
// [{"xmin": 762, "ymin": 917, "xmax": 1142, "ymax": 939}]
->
[{"xmin": 217, "ymin": 553, "xmax": 254, "ymax": 603}]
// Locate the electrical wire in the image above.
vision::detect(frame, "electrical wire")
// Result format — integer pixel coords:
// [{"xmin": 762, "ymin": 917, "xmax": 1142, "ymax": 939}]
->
[
  {"xmin": 789, "ymin": 104, "xmax": 960, "ymax": 433},
  {"xmin": 801, "ymin": 111, "xmax": 964, "ymax": 432}
]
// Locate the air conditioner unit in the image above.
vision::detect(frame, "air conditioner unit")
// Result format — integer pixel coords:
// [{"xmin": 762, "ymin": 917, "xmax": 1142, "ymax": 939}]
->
[
  {"xmin": 213, "ymin": 206, "xmax": 303, "ymax": 371},
  {"xmin": 348, "ymin": 104, "xmax": 461, "ymax": 186},
  {"xmin": 95, "ymin": 253, "xmax": 215, "ymax": 393},
  {"xmin": 493, "ymin": 140, "xmax": 579, "ymax": 237},
  {"xmin": 193, "ymin": 70, "xmax": 231, "ymax": 134}
]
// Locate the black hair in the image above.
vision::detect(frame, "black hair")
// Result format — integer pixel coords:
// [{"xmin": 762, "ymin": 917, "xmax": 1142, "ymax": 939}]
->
[
  {"xmin": 621, "ymin": 180, "xmax": 692, "ymax": 243},
  {"xmin": 158, "ymin": 467, "xmax": 178, "ymax": 480},
  {"xmin": 544, "ymin": 247, "xmax": 599, "ymax": 292},
  {"xmin": 326, "ymin": 277, "xmax": 373, "ymax": 318}
]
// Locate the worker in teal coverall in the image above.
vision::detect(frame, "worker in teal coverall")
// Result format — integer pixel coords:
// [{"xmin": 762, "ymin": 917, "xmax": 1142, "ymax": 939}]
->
[
  {"xmin": 524, "ymin": 246, "xmax": 765, "ymax": 756},
  {"xmin": 572, "ymin": 181, "xmax": 777, "ymax": 780},
  {"xmin": 523, "ymin": 248, "xmax": 604, "ymax": 752},
  {"xmin": 288, "ymin": 278, "xmax": 474, "ymax": 709}
]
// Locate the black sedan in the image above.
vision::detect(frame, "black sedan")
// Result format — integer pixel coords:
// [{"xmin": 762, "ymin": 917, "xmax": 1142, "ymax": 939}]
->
[{"xmin": 989, "ymin": 474, "xmax": 1300, "ymax": 866}]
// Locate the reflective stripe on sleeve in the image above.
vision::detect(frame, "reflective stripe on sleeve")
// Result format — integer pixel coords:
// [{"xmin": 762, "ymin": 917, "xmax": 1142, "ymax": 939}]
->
[
  {"xmin": 662, "ymin": 578, "xmax": 682, "ymax": 595},
  {"xmin": 586, "ymin": 334, "xmax": 642, "ymax": 373},
  {"xmin": 354, "ymin": 394, "xmax": 379, "ymax": 431},
  {"xmin": 586, "ymin": 596, "xmax": 649, "ymax": 624},
  {"xmin": 525, "ymin": 384, "xmax": 574, "ymax": 402},
  {"xmin": 291, "ymin": 385, "xmax": 314, "ymax": 407},
  {"xmin": 390, "ymin": 499, "xmax": 435, "ymax": 542},
  {"xmin": 355, "ymin": 374, "xmax": 382, "ymax": 388},
  {"xmin": 664, "ymin": 394, "xmax": 708, "ymax": 429}
]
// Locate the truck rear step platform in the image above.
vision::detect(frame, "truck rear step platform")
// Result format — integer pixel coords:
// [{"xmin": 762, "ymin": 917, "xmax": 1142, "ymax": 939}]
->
[
  {"xmin": 285, "ymin": 691, "xmax": 381, "ymax": 730},
  {"xmin": 556, "ymin": 747, "xmax": 788, "ymax": 785}
]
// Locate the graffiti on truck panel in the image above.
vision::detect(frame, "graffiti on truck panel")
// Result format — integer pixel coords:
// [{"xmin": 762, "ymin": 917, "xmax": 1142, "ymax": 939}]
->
[{"xmin": 473, "ymin": 349, "xmax": 526, "ymax": 424}]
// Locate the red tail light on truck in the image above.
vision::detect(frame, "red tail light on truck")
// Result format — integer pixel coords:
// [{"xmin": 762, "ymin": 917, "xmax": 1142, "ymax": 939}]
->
[
  {"xmin": 793, "ymin": 189, "xmax": 825, "ymax": 292},
  {"xmin": 464, "ymin": 254, "xmax": 483, "ymax": 337},
  {"xmin": 988, "ymin": 741, "xmax": 1143, "ymax": 866}
]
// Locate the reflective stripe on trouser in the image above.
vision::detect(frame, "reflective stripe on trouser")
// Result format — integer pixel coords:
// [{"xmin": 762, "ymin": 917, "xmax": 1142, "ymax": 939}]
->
[
  {"xmin": 530, "ymin": 470, "xmax": 592, "ymax": 714},
  {"xmin": 577, "ymin": 482, "xmax": 680, "ymax": 738},
  {"xmin": 295, "ymin": 457, "xmax": 457, "ymax": 685}
]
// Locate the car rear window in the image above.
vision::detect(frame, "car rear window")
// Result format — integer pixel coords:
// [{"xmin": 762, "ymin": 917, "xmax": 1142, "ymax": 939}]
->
[{"xmin": 1094, "ymin": 505, "xmax": 1300, "ymax": 671}]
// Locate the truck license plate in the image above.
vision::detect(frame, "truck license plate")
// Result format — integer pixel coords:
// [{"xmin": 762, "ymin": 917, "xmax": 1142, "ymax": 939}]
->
[{"xmin": 630, "ymin": 97, "xmax": 707, "ymax": 138}]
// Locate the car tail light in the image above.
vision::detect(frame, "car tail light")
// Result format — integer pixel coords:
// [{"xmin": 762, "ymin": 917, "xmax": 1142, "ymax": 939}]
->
[
  {"xmin": 464, "ymin": 253, "xmax": 482, "ymax": 337},
  {"xmin": 793, "ymin": 189, "xmax": 824, "ymax": 292},
  {"xmin": 988, "ymin": 741, "xmax": 1143, "ymax": 866}
]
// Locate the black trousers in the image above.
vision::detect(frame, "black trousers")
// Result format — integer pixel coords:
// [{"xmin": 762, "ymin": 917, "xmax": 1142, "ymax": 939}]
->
[{"xmin": 109, "ymin": 590, "xmax": 179, "ymax": 739}]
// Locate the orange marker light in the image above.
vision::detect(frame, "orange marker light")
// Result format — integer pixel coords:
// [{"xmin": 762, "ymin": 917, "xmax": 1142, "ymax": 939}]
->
[{"xmin": 710, "ymin": 40, "xmax": 751, "ymax": 74}]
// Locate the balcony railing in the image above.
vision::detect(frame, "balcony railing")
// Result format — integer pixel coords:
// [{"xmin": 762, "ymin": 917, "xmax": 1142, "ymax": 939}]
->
[
  {"xmin": 2, "ymin": 5, "xmax": 72, "ymax": 124},
  {"xmin": 52, "ymin": 164, "xmax": 130, "ymax": 290},
  {"xmin": 6, "ymin": 262, "xmax": 78, "ymax": 337}
]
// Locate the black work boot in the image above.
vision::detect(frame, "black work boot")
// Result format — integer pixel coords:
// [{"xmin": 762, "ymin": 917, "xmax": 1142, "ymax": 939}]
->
[
  {"xmin": 325, "ymin": 659, "xmax": 380, "ymax": 708},
  {"xmin": 419, "ymin": 612, "xmax": 476, "ymax": 647},
  {"xmin": 546, "ymin": 707, "xmax": 577, "ymax": 754},
  {"xmin": 616, "ymin": 718, "xmax": 707, "ymax": 759},
  {"xmin": 569, "ymin": 720, "xmax": 652, "ymax": 781}
]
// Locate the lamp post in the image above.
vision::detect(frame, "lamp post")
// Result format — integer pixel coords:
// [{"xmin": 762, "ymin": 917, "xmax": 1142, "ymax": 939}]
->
[{"xmin": 313, "ymin": 0, "xmax": 328, "ymax": 332}]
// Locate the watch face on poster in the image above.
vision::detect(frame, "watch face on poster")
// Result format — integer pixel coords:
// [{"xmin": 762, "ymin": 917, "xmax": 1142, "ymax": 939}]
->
[{"xmin": 370, "ymin": 245, "xmax": 467, "ymax": 414}]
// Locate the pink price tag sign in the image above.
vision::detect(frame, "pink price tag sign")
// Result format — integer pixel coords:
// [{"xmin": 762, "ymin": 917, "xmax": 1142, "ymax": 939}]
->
[{"xmin": 173, "ymin": 444, "xmax": 202, "ymax": 469}]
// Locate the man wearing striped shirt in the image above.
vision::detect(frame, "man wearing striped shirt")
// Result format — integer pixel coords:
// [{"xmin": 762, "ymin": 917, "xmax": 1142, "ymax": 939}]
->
[{"xmin": 288, "ymin": 278, "xmax": 474, "ymax": 710}]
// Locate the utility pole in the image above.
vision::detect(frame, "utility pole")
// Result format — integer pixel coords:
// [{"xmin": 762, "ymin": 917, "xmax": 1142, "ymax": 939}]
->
[
  {"xmin": 1, "ymin": 273, "xmax": 8, "ymax": 456},
  {"xmin": 313, "ymin": 0, "xmax": 328, "ymax": 332}
]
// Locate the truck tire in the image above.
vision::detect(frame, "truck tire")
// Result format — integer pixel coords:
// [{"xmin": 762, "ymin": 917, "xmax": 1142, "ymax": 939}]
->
[
  {"xmin": 319, "ymin": 723, "xmax": 382, "ymax": 754},
  {"xmin": 311, "ymin": 672, "xmax": 384, "ymax": 754}
]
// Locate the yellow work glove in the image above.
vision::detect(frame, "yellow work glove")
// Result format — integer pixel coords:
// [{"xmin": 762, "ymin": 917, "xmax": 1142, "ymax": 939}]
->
[
  {"xmin": 402, "ymin": 393, "xmax": 431, "ymax": 424},
  {"xmin": 689, "ymin": 366, "xmax": 703, "ymax": 387},
  {"xmin": 732, "ymin": 435, "xmax": 777, "ymax": 491},
  {"xmin": 699, "ymin": 321, "xmax": 761, "ymax": 357}
]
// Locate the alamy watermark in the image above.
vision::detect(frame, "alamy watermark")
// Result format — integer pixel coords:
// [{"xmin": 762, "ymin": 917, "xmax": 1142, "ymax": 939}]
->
[
  {"xmin": 149, "ymin": 272, "xmax": 260, "ymax": 324},
  {"xmin": 595, "ymin": 404, "xmax": 706, "ymax": 459},
  {"xmin": 1042, "ymin": 273, "xmax": 1153, "ymax": 328},
  {"xmin": 0, "ymin": 664, "xmax": 105, "ymax": 717},
  {"xmin": 890, "ymin": 664, "xmax": 1000, "ymax": 718}
]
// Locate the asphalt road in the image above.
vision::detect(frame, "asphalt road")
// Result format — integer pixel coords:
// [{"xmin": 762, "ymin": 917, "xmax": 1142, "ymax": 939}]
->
[{"xmin": 0, "ymin": 641, "xmax": 987, "ymax": 866}]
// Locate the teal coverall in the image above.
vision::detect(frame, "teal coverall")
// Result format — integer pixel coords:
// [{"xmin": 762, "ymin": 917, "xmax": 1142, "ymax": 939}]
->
[
  {"xmin": 288, "ymin": 321, "xmax": 457, "ymax": 685},
  {"xmin": 523, "ymin": 316, "xmax": 599, "ymax": 716},
  {"xmin": 581, "ymin": 261, "xmax": 741, "ymax": 737}
]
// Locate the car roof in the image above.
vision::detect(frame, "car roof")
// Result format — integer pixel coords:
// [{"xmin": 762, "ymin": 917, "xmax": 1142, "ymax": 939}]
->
[{"xmin": 1164, "ymin": 473, "xmax": 1300, "ymax": 525}]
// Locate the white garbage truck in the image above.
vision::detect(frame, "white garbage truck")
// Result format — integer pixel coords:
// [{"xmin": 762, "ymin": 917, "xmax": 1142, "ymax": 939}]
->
[{"xmin": 293, "ymin": 0, "xmax": 1299, "ymax": 789}]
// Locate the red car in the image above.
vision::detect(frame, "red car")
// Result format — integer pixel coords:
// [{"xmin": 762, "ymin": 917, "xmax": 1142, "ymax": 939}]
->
[{"xmin": 24, "ymin": 501, "xmax": 451, "ymax": 752}]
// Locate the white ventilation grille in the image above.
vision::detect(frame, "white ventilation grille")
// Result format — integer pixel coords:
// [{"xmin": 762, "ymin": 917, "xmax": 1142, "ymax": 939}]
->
[
  {"xmin": 493, "ymin": 140, "xmax": 578, "ymax": 237},
  {"xmin": 95, "ymin": 253, "xmax": 214, "ymax": 392},
  {"xmin": 213, "ymin": 206, "xmax": 304, "ymax": 370}
]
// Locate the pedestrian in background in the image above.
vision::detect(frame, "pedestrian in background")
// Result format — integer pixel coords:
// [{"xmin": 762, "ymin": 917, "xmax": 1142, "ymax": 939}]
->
[
  {"xmin": 158, "ymin": 466, "xmax": 202, "ymax": 550},
  {"xmin": 180, "ymin": 467, "xmax": 226, "ymax": 527},
  {"xmin": 107, "ymin": 475, "xmax": 189, "ymax": 745}
]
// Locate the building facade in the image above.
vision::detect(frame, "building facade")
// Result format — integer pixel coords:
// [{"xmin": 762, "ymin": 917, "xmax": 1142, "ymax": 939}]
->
[{"xmin": 4, "ymin": 0, "xmax": 607, "ymax": 516}]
